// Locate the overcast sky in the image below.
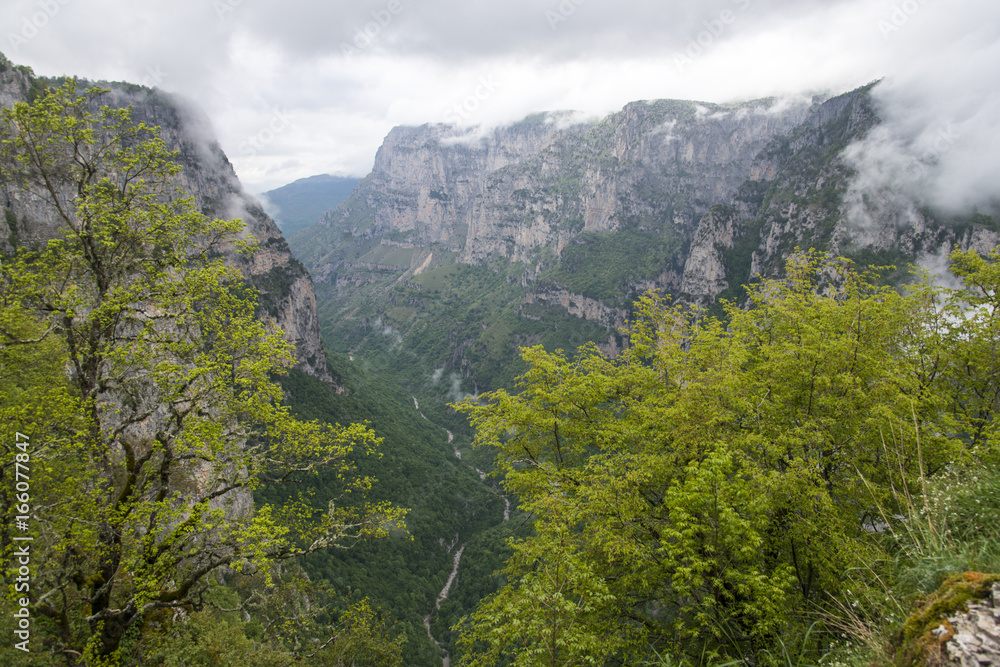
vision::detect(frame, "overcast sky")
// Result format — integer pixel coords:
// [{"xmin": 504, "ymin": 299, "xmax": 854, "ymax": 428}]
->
[{"xmin": 4, "ymin": 0, "xmax": 999, "ymax": 196}]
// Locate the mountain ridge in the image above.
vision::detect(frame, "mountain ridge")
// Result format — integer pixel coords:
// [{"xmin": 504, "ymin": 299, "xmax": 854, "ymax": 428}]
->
[
  {"xmin": 0, "ymin": 60, "xmax": 333, "ymax": 386},
  {"xmin": 262, "ymin": 173, "xmax": 361, "ymax": 236},
  {"xmin": 288, "ymin": 82, "xmax": 1000, "ymax": 402}
]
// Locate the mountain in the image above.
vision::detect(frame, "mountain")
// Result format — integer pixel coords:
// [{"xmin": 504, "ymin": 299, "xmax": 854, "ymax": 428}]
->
[
  {"xmin": 262, "ymin": 173, "xmax": 361, "ymax": 236},
  {"xmin": 280, "ymin": 88, "xmax": 1000, "ymax": 662},
  {"xmin": 288, "ymin": 82, "xmax": 1000, "ymax": 408},
  {"xmin": 0, "ymin": 56, "xmax": 331, "ymax": 385},
  {"xmin": 0, "ymin": 56, "xmax": 510, "ymax": 665}
]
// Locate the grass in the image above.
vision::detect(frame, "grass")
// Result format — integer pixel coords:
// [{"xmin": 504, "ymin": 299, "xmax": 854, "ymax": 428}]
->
[
  {"xmin": 641, "ymin": 419, "xmax": 1000, "ymax": 667},
  {"xmin": 821, "ymin": 419, "xmax": 1000, "ymax": 667}
]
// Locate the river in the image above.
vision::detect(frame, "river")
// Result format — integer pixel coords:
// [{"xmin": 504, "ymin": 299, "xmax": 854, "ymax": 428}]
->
[{"xmin": 412, "ymin": 396, "xmax": 508, "ymax": 666}]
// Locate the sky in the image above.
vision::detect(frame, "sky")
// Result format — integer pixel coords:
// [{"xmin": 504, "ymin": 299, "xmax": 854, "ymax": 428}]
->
[{"xmin": 3, "ymin": 0, "xmax": 999, "ymax": 199}]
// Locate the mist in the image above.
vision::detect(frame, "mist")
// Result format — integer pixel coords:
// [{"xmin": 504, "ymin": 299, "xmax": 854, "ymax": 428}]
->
[{"xmin": 843, "ymin": 16, "xmax": 1000, "ymax": 226}]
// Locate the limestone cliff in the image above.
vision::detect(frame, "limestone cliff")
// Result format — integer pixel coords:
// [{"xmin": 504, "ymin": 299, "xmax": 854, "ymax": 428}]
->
[
  {"xmin": 288, "ymin": 82, "xmax": 999, "ymax": 397},
  {"xmin": 290, "ymin": 95, "xmax": 817, "ymax": 348},
  {"xmin": 0, "ymin": 63, "xmax": 332, "ymax": 384},
  {"xmin": 296, "ymin": 97, "xmax": 811, "ymax": 280}
]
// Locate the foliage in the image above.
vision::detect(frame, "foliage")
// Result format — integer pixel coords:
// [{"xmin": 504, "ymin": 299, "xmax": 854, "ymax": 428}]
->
[
  {"xmin": 891, "ymin": 571, "xmax": 998, "ymax": 667},
  {"xmin": 276, "ymin": 358, "xmax": 510, "ymax": 664},
  {"xmin": 313, "ymin": 255, "xmax": 611, "ymax": 401},
  {"xmin": 0, "ymin": 81, "xmax": 404, "ymax": 663},
  {"xmin": 140, "ymin": 572, "xmax": 405, "ymax": 667},
  {"xmin": 454, "ymin": 249, "xmax": 1000, "ymax": 665},
  {"xmin": 541, "ymin": 229, "xmax": 683, "ymax": 308}
]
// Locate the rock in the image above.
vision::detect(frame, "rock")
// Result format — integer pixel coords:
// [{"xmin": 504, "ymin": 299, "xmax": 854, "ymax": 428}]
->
[
  {"xmin": 0, "ymin": 73, "xmax": 333, "ymax": 386},
  {"xmin": 285, "ymin": 80, "xmax": 999, "ymax": 396},
  {"xmin": 946, "ymin": 582, "xmax": 1000, "ymax": 665},
  {"xmin": 522, "ymin": 289, "xmax": 629, "ymax": 330},
  {"xmin": 894, "ymin": 573, "xmax": 1000, "ymax": 667}
]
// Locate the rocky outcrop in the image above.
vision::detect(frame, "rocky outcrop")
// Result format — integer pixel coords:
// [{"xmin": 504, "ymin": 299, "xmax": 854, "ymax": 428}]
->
[
  {"xmin": 300, "ymin": 119, "xmax": 565, "ymax": 263},
  {"xmin": 897, "ymin": 573, "xmax": 1000, "ymax": 667},
  {"xmin": 288, "ymin": 81, "xmax": 1000, "ymax": 397},
  {"xmin": 318, "ymin": 98, "xmax": 811, "ymax": 270},
  {"xmin": 523, "ymin": 290, "xmax": 629, "ymax": 330},
  {"xmin": 291, "ymin": 95, "xmax": 815, "ymax": 323},
  {"xmin": 945, "ymin": 581, "xmax": 1000, "ymax": 665},
  {"xmin": 0, "ymin": 55, "xmax": 32, "ymax": 108},
  {"xmin": 0, "ymin": 71, "xmax": 332, "ymax": 384},
  {"xmin": 681, "ymin": 205, "xmax": 740, "ymax": 298},
  {"xmin": 740, "ymin": 86, "xmax": 997, "ymax": 285}
]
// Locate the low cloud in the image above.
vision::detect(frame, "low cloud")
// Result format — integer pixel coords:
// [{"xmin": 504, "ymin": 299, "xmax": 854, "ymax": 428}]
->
[
  {"xmin": 448, "ymin": 372, "xmax": 477, "ymax": 404},
  {"xmin": 5, "ymin": 0, "xmax": 999, "ymax": 193},
  {"xmin": 842, "ymin": 14, "xmax": 1000, "ymax": 224}
]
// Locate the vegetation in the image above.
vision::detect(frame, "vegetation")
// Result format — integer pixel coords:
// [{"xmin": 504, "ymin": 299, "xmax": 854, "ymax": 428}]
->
[
  {"xmin": 4, "ymin": 72, "xmax": 998, "ymax": 667},
  {"xmin": 314, "ymin": 257, "xmax": 613, "ymax": 400},
  {"xmin": 454, "ymin": 249, "xmax": 1000, "ymax": 665},
  {"xmin": 541, "ymin": 229, "xmax": 683, "ymax": 308},
  {"xmin": 0, "ymin": 81, "xmax": 404, "ymax": 664},
  {"xmin": 263, "ymin": 174, "xmax": 360, "ymax": 236},
  {"xmin": 274, "ymin": 361, "xmax": 509, "ymax": 664}
]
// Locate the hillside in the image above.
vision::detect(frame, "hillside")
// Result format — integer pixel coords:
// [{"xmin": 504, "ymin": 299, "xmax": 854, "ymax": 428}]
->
[
  {"xmin": 0, "ymin": 56, "xmax": 503, "ymax": 665},
  {"xmin": 262, "ymin": 174, "xmax": 361, "ymax": 236},
  {"xmin": 0, "ymin": 57, "xmax": 331, "ymax": 385},
  {"xmin": 288, "ymin": 82, "xmax": 1000, "ymax": 405}
]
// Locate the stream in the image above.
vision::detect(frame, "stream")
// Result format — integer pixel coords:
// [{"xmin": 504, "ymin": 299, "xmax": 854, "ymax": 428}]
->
[
  {"xmin": 412, "ymin": 396, "xmax": 508, "ymax": 666},
  {"xmin": 424, "ymin": 544, "xmax": 466, "ymax": 667}
]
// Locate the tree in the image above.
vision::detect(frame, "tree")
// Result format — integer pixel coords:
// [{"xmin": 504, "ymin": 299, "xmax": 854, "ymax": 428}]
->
[
  {"xmin": 0, "ymin": 81, "xmax": 405, "ymax": 663},
  {"xmin": 455, "ymin": 251, "xmax": 991, "ymax": 665}
]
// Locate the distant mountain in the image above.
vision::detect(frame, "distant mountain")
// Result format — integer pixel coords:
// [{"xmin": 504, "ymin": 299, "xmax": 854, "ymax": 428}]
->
[
  {"xmin": 262, "ymin": 174, "xmax": 360, "ymax": 236},
  {"xmin": 288, "ymin": 84, "xmax": 1000, "ymax": 403}
]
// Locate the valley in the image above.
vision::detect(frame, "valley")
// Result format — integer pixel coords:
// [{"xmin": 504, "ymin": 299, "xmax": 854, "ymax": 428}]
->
[
  {"xmin": 278, "ymin": 79, "xmax": 1000, "ymax": 665},
  {"xmin": 3, "ymin": 45, "xmax": 999, "ymax": 666}
]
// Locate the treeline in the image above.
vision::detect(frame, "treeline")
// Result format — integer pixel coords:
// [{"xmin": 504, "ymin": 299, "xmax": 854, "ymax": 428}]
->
[
  {"xmin": 453, "ymin": 250, "xmax": 1000, "ymax": 666},
  {"xmin": 0, "ymin": 82, "xmax": 406, "ymax": 665}
]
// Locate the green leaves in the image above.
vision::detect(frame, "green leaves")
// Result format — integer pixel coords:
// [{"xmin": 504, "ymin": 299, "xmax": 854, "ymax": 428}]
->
[
  {"xmin": 455, "ymin": 249, "xmax": 1000, "ymax": 665},
  {"xmin": 0, "ymin": 80, "xmax": 403, "ymax": 663}
]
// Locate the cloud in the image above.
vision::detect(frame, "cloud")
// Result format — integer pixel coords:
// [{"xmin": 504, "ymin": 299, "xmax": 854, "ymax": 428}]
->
[
  {"xmin": 256, "ymin": 192, "xmax": 281, "ymax": 222},
  {"xmin": 3, "ymin": 0, "xmax": 999, "ymax": 193},
  {"xmin": 843, "ymin": 5, "xmax": 1000, "ymax": 222}
]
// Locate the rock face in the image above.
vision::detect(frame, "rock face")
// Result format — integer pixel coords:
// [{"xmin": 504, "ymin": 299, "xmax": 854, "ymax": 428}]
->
[
  {"xmin": 681, "ymin": 205, "xmax": 741, "ymax": 298},
  {"xmin": 522, "ymin": 290, "xmax": 629, "ymax": 331},
  {"xmin": 946, "ymin": 582, "xmax": 1000, "ymax": 666},
  {"xmin": 297, "ymin": 86, "xmax": 946, "ymax": 314},
  {"xmin": 0, "ymin": 61, "xmax": 331, "ymax": 385},
  {"xmin": 289, "ymin": 81, "xmax": 999, "ymax": 396},
  {"xmin": 295, "ymin": 97, "xmax": 813, "ymax": 286}
]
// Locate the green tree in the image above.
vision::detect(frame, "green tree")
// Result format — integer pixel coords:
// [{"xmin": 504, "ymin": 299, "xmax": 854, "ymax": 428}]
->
[
  {"xmin": 931, "ymin": 247, "xmax": 1000, "ymax": 464},
  {"xmin": 0, "ymin": 81, "xmax": 405, "ymax": 663},
  {"xmin": 455, "ymin": 251, "xmax": 990, "ymax": 665}
]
